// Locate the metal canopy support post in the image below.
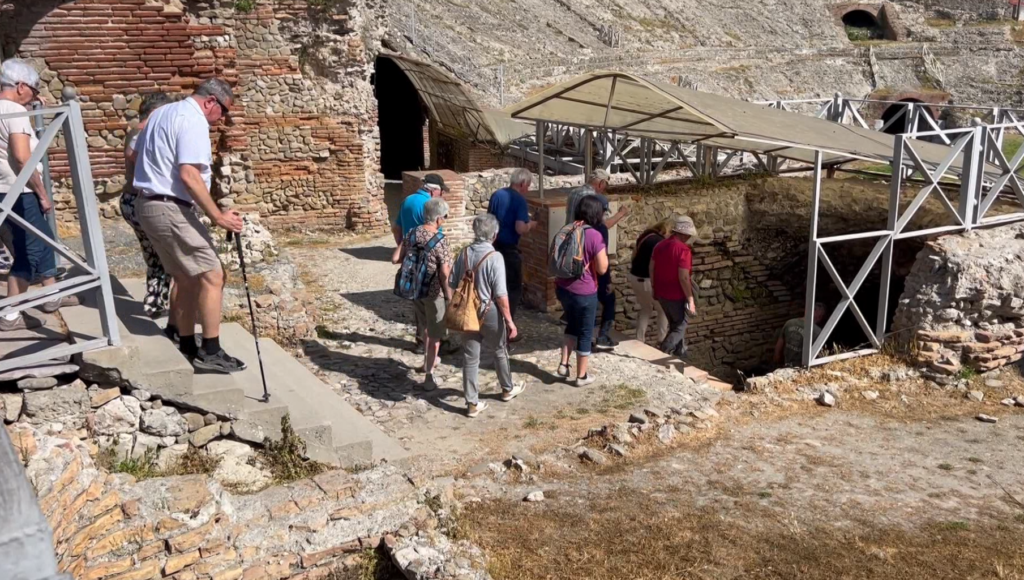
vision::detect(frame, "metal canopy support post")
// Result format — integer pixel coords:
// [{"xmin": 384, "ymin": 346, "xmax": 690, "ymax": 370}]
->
[
  {"xmin": 536, "ymin": 120, "xmax": 545, "ymax": 199},
  {"xmin": 583, "ymin": 129, "xmax": 593, "ymax": 178},
  {"xmin": 801, "ymin": 151, "xmax": 824, "ymax": 368}
]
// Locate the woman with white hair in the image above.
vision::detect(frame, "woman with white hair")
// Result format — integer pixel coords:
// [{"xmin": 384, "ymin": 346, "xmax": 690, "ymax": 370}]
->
[
  {"xmin": 392, "ymin": 197, "xmax": 453, "ymax": 388},
  {"xmin": 0, "ymin": 58, "xmax": 78, "ymax": 332},
  {"xmin": 449, "ymin": 213, "xmax": 524, "ymax": 417}
]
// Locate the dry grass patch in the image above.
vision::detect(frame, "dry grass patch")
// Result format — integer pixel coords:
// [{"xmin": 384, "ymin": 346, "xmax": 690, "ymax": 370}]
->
[{"xmin": 466, "ymin": 490, "xmax": 1024, "ymax": 580}]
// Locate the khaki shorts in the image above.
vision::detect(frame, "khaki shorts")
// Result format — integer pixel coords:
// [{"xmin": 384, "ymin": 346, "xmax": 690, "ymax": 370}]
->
[
  {"xmin": 414, "ymin": 294, "xmax": 447, "ymax": 341},
  {"xmin": 136, "ymin": 196, "xmax": 222, "ymax": 278}
]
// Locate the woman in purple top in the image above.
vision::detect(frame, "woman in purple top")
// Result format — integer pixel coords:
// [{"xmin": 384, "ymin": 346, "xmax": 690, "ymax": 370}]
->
[{"xmin": 555, "ymin": 194, "xmax": 608, "ymax": 386}]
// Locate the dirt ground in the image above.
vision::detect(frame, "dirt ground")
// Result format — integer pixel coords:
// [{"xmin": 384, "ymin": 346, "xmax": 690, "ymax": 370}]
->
[{"xmin": 463, "ymin": 403, "xmax": 1024, "ymax": 580}]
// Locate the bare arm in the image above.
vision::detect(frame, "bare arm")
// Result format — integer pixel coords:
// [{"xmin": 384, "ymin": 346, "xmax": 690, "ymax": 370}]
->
[
  {"xmin": 391, "ymin": 241, "xmax": 405, "ymax": 265},
  {"xmin": 593, "ymin": 248, "xmax": 609, "ymax": 276},
  {"xmin": 9, "ymin": 133, "xmax": 48, "ymax": 208},
  {"xmin": 514, "ymin": 220, "xmax": 534, "ymax": 235},
  {"xmin": 679, "ymin": 267, "xmax": 695, "ymax": 314},
  {"xmin": 440, "ymin": 262, "xmax": 452, "ymax": 301},
  {"xmin": 180, "ymin": 164, "xmax": 242, "ymax": 232},
  {"xmin": 774, "ymin": 336, "xmax": 785, "ymax": 365},
  {"xmin": 604, "ymin": 206, "xmax": 630, "ymax": 229}
]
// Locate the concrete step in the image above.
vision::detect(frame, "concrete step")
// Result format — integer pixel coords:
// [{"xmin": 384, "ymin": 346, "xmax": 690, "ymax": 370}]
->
[
  {"xmin": 610, "ymin": 330, "xmax": 732, "ymax": 392},
  {"xmin": 216, "ymin": 323, "xmax": 410, "ymax": 468},
  {"xmin": 62, "ymin": 276, "xmax": 195, "ymax": 399}
]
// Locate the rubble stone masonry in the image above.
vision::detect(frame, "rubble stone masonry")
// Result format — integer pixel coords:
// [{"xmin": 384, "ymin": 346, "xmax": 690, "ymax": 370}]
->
[{"xmin": 1, "ymin": 0, "xmax": 388, "ymax": 232}]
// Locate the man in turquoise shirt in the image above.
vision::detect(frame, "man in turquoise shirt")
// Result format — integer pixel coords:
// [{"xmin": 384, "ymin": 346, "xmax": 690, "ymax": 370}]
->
[
  {"xmin": 392, "ymin": 173, "xmax": 449, "ymax": 355},
  {"xmin": 392, "ymin": 173, "xmax": 448, "ymax": 243}
]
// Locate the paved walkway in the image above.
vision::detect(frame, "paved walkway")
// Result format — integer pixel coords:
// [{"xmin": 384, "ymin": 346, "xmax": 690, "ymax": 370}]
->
[{"xmin": 291, "ymin": 235, "xmax": 727, "ymax": 474}]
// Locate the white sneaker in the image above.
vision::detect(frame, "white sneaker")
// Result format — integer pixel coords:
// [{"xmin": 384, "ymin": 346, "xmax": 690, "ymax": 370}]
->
[
  {"xmin": 467, "ymin": 401, "xmax": 489, "ymax": 418},
  {"xmin": 575, "ymin": 374, "xmax": 596, "ymax": 387},
  {"xmin": 501, "ymin": 383, "xmax": 526, "ymax": 402},
  {"xmin": 557, "ymin": 363, "xmax": 571, "ymax": 378}
]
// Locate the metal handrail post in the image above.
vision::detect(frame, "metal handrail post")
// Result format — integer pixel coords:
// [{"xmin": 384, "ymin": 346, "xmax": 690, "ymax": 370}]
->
[
  {"xmin": 62, "ymin": 100, "xmax": 120, "ymax": 346},
  {"xmin": 31, "ymin": 101, "xmax": 58, "ymax": 243}
]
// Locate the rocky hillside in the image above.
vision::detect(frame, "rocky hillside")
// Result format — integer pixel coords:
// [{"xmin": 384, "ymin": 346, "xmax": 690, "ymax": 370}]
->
[{"xmin": 383, "ymin": 0, "xmax": 1023, "ymax": 108}]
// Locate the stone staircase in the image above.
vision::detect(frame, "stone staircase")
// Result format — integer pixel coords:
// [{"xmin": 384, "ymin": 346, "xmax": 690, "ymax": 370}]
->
[
  {"xmin": 610, "ymin": 330, "xmax": 734, "ymax": 392},
  {"xmin": 62, "ymin": 277, "xmax": 409, "ymax": 468}
]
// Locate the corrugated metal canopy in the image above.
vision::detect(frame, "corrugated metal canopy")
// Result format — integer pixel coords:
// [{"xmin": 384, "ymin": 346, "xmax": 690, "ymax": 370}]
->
[
  {"xmin": 508, "ymin": 72, "xmax": 970, "ymax": 170},
  {"xmin": 382, "ymin": 54, "xmax": 531, "ymax": 146}
]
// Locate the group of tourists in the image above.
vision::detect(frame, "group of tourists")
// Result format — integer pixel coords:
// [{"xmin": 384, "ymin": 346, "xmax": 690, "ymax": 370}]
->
[{"xmin": 391, "ymin": 167, "xmax": 699, "ymax": 417}]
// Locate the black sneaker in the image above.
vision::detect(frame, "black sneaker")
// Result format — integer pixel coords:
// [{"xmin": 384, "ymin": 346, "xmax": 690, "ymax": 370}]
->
[
  {"xmin": 413, "ymin": 342, "xmax": 425, "ymax": 355},
  {"xmin": 163, "ymin": 326, "xmax": 180, "ymax": 344},
  {"xmin": 595, "ymin": 334, "xmax": 618, "ymax": 348},
  {"xmin": 192, "ymin": 349, "xmax": 247, "ymax": 373}
]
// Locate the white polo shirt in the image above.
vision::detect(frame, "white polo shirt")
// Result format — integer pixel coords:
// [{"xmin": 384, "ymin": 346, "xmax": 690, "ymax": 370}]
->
[
  {"xmin": 132, "ymin": 97, "xmax": 212, "ymax": 203},
  {"xmin": 0, "ymin": 99, "xmax": 43, "ymax": 194}
]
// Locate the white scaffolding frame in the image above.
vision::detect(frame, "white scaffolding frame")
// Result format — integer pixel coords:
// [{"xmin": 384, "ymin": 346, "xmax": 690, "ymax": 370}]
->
[
  {"xmin": 801, "ymin": 120, "xmax": 1024, "ymax": 367},
  {"xmin": 0, "ymin": 100, "xmax": 120, "ymax": 372}
]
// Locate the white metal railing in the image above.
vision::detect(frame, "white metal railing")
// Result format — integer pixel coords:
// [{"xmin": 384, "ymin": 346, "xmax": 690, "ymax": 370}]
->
[
  {"xmin": 0, "ymin": 100, "xmax": 119, "ymax": 372},
  {"xmin": 801, "ymin": 119, "xmax": 1024, "ymax": 367}
]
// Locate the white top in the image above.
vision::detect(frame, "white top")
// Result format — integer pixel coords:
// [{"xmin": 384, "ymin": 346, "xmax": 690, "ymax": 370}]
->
[
  {"xmin": 132, "ymin": 97, "xmax": 212, "ymax": 203},
  {"xmin": 0, "ymin": 99, "xmax": 42, "ymax": 194}
]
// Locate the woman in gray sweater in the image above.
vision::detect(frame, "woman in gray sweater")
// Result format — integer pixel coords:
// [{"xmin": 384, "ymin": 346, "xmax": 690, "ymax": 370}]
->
[{"xmin": 449, "ymin": 214, "xmax": 525, "ymax": 417}]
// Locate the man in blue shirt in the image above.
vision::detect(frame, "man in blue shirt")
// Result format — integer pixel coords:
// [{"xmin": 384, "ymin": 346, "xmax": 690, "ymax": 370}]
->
[
  {"xmin": 487, "ymin": 168, "xmax": 534, "ymax": 332},
  {"xmin": 392, "ymin": 173, "xmax": 447, "ymax": 244},
  {"xmin": 392, "ymin": 173, "xmax": 448, "ymax": 354}
]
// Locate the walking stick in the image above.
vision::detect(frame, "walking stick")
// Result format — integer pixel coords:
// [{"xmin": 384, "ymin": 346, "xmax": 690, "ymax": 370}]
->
[{"xmin": 228, "ymin": 230, "xmax": 270, "ymax": 403}]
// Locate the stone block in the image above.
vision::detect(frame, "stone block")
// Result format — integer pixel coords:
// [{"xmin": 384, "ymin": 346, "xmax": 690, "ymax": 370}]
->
[
  {"xmin": 917, "ymin": 330, "xmax": 970, "ymax": 343},
  {"xmin": 90, "ymin": 387, "xmax": 122, "ymax": 408},
  {"xmin": 23, "ymin": 383, "xmax": 90, "ymax": 428},
  {"xmin": 165, "ymin": 550, "xmax": 201, "ymax": 575}
]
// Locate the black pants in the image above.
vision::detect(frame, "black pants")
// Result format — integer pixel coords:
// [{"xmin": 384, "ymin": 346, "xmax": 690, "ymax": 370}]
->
[
  {"xmin": 495, "ymin": 243, "xmax": 522, "ymax": 320},
  {"xmin": 597, "ymin": 272, "xmax": 615, "ymax": 330},
  {"xmin": 658, "ymin": 299, "xmax": 689, "ymax": 356}
]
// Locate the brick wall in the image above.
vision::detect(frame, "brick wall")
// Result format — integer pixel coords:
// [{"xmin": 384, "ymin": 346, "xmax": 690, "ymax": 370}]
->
[{"xmin": 1, "ymin": 0, "xmax": 388, "ymax": 232}]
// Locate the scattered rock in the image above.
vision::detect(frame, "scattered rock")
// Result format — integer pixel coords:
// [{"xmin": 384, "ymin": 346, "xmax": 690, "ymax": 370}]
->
[
  {"xmin": 1001, "ymin": 398, "xmax": 1016, "ymax": 407},
  {"xmin": 203, "ymin": 413, "xmax": 218, "ymax": 426},
  {"xmin": 510, "ymin": 448, "xmax": 540, "ymax": 470},
  {"xmin": 130, "ymin": 389, "xmax": 151, "ymax": 402},
  {"xmin": 182, "ymin": 412, "xmax": 205, "ymax": 432},
  {"xmin": 23, "ymin": 383, "xmax": 91, "ymax": 428},
  {"xmin": 985, "ymin": 379, "xmax": 1005, "ymax": 389},
  {"xmin": 578, "ymin": 447, "xmax": 607, "ymax": 465},
  {"xmin": 140, "ymin": 408, "xmax": 188, "ymax": 437},
  {"xmin": 976, "ymin": 414, "xmax": 999, "ymax": 424},
  {"xmin": 150, "ymin": 399, "xmax": 163, "ymax": 410},
  {"xmin": 17, "ymin": 377, "xmax": 58, "ymax": 391},
  {"xmin": 816, "ymin": 391, "xmax": 836, "ymax": 407},
  {"xmin": 219, "ymin": 422, "xmax": 231, "ymax": 436},
  {"xmin": 504, "ymin": 458, "xmax": 529, "ymax": 473},
  {"xmin": 132, "ymin": 433, "xmax": 162, "ymax": 459},
  {"xmin": 628, "ymin": 413, "xmax": 648, "ymax": 425},
  {"xmin": 190, "ymin": 424, "xmax": 221, "ymax": 447},
  {"xmin": 156, "ymin": 444, "xmax": 189, "ymax": 471},
  {"xmin": 90, "ymin": 387, "xmax": 121, "ymax": 408},
  {"xmin": 524, "ymin": 491, "xmax": 545, "ymax": 502},
  {"xmin": 657, "ymin": 423, "xmax": 677, "ymax": 444},
  {"xmin": 643, "ymin": 408, "xmax": 665, "ymax": 419},
  {"xmin": 1, "ymin": 393, "xmax": 23, "ymax": 423},
  {"xmin": 610, "ymin": 423, "xmax": 634, "ymax": 445},
  {"xmin": 607, "ymin": 444, "xmax": 628, "ymax": 457},
  {"xmin": 966, "ymin": 390, "xmax": 984, "ymax": 403},
  {"xmin": 861, "ymin": 390, "xmax": 879, "ymax": 401},
  {"xmin": 93, "ymin": 396, "xmax": 143, "ymax": 436}
]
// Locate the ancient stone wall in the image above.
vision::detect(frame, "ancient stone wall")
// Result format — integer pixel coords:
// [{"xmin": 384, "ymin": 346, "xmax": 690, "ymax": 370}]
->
[
  {"xmin": 895, "ymin": 223, "xmax": 1024, "ymax": 380},
  {"xmin": 1, "ymin": 0, "xmax": 388, "ymax": 232}
]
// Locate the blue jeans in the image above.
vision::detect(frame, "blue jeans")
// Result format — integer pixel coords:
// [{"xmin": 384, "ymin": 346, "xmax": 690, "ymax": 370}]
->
[
  {"xmin": 7, "ymin": 193, "xmax": 56, "ymax": 281},
  {"xmin": 557, "ymin": 287, "xmax": 598, "ymax": 356}
]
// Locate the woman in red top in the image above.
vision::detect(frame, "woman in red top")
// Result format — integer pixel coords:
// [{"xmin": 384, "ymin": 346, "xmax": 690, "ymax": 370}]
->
[{"xmin": 649, "ymin": 215, "xmax": 697, "ymax": 357}]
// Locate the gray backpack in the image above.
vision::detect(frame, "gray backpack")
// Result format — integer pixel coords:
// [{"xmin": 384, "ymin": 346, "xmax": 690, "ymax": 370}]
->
[{"xmin": 549, "ymin": 222, "xmax": 590, "ymax": 279}]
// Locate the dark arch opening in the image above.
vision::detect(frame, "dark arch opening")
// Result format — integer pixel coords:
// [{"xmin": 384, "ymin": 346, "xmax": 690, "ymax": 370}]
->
[
  {"xmin": 881, "ymin": 99, "xmax": 935, "ymax": 135},
  {"xmin": 842, "ymin": 10, "xmax": 884, "ymax": 41},
  {"xmin": 373, "ymin": 56, "xmax": 427, "ymax": 181}
]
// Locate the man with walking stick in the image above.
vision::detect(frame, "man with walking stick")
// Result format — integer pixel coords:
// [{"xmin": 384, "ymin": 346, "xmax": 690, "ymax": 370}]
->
[{"xmin": 132, "ymin": 78, "xmax": 246, "ymax": 373}]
